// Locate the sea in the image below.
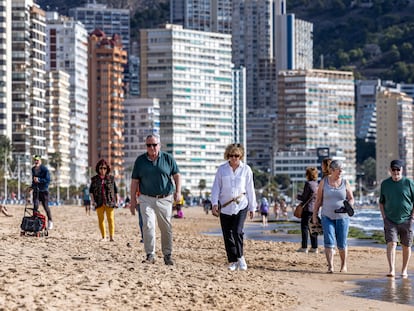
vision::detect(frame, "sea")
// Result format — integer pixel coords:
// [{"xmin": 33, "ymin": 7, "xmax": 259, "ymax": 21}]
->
[{"xmin": 205, "ymin": 206, "xmax": 387, "ymax": 248}]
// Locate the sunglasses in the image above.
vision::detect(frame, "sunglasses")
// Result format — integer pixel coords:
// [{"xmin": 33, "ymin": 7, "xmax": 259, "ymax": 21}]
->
[
  {"xmin": 146, "ymin": 143, "xmax": 158, "ymax": 147},
  {"xmin": 229, "ymin": 154, "xmax": 241, "ymax": 158},
  {"xmin": 391, "ymin": 168, "xmax": 401, "ymax": 172},
  {"xmin": 99, "ymin": 167, "xmax": 107, "ymax": 170}
]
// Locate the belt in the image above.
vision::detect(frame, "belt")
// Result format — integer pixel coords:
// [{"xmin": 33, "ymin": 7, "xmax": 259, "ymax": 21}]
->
[{"xmin": 143, "ymin": 193, "xmax": 172, "ymax": 199}]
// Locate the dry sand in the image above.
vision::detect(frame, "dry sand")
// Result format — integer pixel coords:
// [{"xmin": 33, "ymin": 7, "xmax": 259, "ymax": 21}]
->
[{"xmin": 0, "ymin": 204, "xmax": 413, "ymax": 310}]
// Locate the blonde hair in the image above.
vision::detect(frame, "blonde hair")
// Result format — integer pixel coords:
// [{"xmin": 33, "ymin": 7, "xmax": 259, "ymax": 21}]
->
[
  {"xmin": 306, "ymin": 167, "xmax": 318, "ymax": 181},
  {"xmin": 224, "ymin": 143, "xmax": 245, "ymax": 160},
  {"xmin": 322, "ymin": 157, "xmax": 332, "ymax": 177}
]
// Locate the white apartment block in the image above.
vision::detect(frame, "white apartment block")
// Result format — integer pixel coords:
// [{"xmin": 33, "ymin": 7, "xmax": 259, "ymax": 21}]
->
[
  {"xmin": 277, "ymin": 69, "xmax": 356, "ymax": 187},
  {"xmin": 45, "ymin": 71, "xmax": 71, "ymax": 189},
  {"xmin": 140, "ymin": 24, "xmax": 233, "ymax": 194},
  {"xmin": 123, "ymin": 97, "xmax": 160, "ymax": 173},
  {"xmin": 12, "ymin": 0, "xmax": 47, "ymax": 183},
  {"xmin": 0, "ymin": 0, "xmax": 11, "ymax": 140},
  {"xmin": 376, "ymin": 90, "xmax": 414, "ymax": 182},
  {"xmin": 45, "ymin": 12, "xmax": 89, "ymax": 186}
]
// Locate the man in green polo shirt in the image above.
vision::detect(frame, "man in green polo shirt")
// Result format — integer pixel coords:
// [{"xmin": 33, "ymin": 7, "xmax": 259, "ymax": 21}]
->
[
  {"xmin": 379, "ymin": 159, "xmax": 414, "ymax": 278},
  {"xmin": 130, "ymin": 134, "xmax": 182, "ymax": 265}
]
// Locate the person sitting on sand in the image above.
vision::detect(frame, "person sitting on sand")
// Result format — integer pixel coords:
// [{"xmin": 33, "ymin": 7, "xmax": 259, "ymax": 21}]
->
[{"xmin": 1, "ymin": 205, "xmax": 12, "ymax": 217}]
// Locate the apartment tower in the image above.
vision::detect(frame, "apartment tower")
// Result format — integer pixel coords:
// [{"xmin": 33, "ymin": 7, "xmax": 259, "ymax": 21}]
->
[
  {"xmin": 170, "ymin": 0, "xmax": 232, "ymax": 34},
  {"xmin": 46, "ymin": 12, "xmax": 89, "ymax": 186},
  {"xmin": 277, "ymin": 69, "xmax": 356, "ymax": 186},
  {"xmin": 88, "ymin": 29, "xmax": 127, "ymax": 180},
  {"xmin": 376, "ymin": 90, "xmax": 414, "ymax": 182},
  {"xmin": 12, "ymin": 0, "xmax": 47, "ymax": 182},
  {"xmin": 140, "ymin": 24, "xmax": 233, "ymax": 193},
  {"xmin": 0, "ymin": 0, "xmax": 11, "ymax": 140}
]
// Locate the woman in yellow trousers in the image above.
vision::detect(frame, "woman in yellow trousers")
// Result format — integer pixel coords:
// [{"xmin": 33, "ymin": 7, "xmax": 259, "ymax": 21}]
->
[{"xmin": 89, "ymin": 159, "xmax": 119, "ymax": 242}]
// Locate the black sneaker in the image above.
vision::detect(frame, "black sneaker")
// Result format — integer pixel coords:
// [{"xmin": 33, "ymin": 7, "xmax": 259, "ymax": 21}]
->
[
  {"xmin": 164, "ymin": 254, "xmax": 174, "ymax": 265},
  {"xmin": 142, "ymin": 254, "xmax": 155, "ymax": 264},
  {"xmin": 343, "ymin": 200, "xmax": 354, "ymax": 216}
]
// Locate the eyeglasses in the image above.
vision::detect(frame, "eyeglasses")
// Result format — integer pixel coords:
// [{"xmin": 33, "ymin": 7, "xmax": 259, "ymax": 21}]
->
[
  {"xmin": 99, "ymin": 167, "xmax": 107, "ymax": 170},
  {"xmin": 146, "ymin": 143, "xmax": 158, "ymax": 148},
  {"xmin": 229, "ymin": 154, "xmax": 241, "ymax": 158},
  {"xmin": 391, "ymin": 168, "xmax": 401, "ymax": 172}
]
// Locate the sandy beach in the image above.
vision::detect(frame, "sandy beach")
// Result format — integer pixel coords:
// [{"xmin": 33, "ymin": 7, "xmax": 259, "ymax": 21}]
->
[{"xmin": 0, "ymin": 204, "xmax": 413, "ymax": 310}]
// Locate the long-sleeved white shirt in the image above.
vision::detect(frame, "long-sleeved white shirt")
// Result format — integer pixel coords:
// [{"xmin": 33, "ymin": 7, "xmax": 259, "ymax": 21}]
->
[{"xmin": 211, "ymin": 161, "xmax": 257, "ymax": 215}]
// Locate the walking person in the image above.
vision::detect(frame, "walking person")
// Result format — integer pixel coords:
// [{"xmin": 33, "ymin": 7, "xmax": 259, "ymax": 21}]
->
[
  {"xmin": 89, "ymin": 159, "xmax": 119, "ymax": 242},
  {"xmin": 31, "ymin": 155, "xmax": 53, "ymax": 230},
  {"xmin": 129, "ymin": 134, "xmax": 181, "ymax": 265},
  {"xmin": 260, "ymin": 197, "xmax": 269, "ymax": 227},
  {"xmin": 82, "ymin": 185, "xmax": 91, "ymax": 216},
  {"xmin": 297, "ymin": 167, "xmax": 318, "ymax": 253},
  {"xmin": 211, "ymin": 143, "xmax": 257, "ymax": 271},
  {"xmin": 312, "ymin": 160, "xmax": 354, "ymax": 273},
  {"xmin": 379, "ymin": 159, "xmax": 414, "ymax": 278}
]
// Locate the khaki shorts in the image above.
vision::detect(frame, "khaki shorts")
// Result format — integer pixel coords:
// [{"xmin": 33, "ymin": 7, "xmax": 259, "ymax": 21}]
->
[{"xmin": 384, "ymin": 217, "xmax": 413, "ymax": 247}]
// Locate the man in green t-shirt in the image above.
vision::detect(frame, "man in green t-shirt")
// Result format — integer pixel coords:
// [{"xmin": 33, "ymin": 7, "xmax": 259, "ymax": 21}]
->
[
  {"xmin": 129, "ymin": 134, "xmax": 181, "ymax": 266},
  {"xmin": 379, "ymin": 159, "xmax": 414, "ymax": 278}
]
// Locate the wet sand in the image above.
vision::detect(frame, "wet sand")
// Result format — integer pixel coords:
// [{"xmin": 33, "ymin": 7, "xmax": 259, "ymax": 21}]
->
[{"xmin": 0, "ymin": 204, "xmax": 413, "ymax": 310}]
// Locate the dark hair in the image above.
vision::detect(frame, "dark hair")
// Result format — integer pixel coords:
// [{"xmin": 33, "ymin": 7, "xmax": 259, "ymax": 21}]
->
[{"xmin": 95, "ymin": 159, "xmax": 111, "ymax": 174}]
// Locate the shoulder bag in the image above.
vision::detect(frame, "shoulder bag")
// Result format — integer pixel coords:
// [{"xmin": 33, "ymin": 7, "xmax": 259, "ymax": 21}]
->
[{"xmin": 294, "ymin": 195, "xmax": 314, "ymax": 219}]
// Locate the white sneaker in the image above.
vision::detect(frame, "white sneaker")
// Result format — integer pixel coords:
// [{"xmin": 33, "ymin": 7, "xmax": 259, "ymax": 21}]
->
[
  {"xmin": 228, "ymin": 262, "xmax": 238, "ymax": 271},
  {"xmin": 238, "ymin": 256, "xmax": 248, "ymax": 271},
  {"xmin": 47, "ymin": 221, "xmax": 53, "ymax": 230}
]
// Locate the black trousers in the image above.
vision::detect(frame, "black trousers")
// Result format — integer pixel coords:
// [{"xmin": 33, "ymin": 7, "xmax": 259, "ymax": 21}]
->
[
  {"xmin": 219, "ymin": 207, "xmax": 248, "ymax": 263},
  {"xmin": 33, "ymin": 190, "xmax": 52, "ymax": 221},
  {"xmin": 301, "ymin": 210, "xmax": 317, "ymax": 249}
]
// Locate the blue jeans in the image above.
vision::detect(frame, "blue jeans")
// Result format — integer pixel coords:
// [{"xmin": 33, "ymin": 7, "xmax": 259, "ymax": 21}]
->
[{"xmin": 321, "ymin": 215, "xmax": 349, "ymax": 249}]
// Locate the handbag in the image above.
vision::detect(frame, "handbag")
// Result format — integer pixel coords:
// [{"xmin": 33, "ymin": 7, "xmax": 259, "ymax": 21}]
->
[{"xmin": 294, "ymin": 195, "xmax": 314, "ymax": 219}]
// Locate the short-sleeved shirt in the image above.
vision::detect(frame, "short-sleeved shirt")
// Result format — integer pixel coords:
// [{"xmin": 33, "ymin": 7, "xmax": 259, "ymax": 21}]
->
[
  {"xmin": 379, "ymin": 176, "xmax": 414, "ymax": 224},
  {"xmin": 131, "ymin": 151, "xmax": 180, "ymax": 196}
]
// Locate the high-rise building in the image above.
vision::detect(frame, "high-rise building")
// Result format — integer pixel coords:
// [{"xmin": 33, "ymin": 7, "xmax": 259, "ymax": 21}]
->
[
  {"xmin": 140, "ymin": 24, "xmax": 233, "ymax": 194},
  {"xmin": 277, "ymin": 69, "xmax": 356, "ymax": 186},
  {"xmin": 45, "ymin": 12, "xmax": 89, "ymax": 186},
  {"xmin": 275, "ymin": 14, "xmax": 313, "ymax": 73},
  {"xmin": 69, "ymin": 3, "xmax": 132, "ymax": 93},
  {"xmin": 12, "ymin": 0, "xmax": 47, "ymax": 182},
  {"xmin": 376, "ymin": 90, "xmax": 414, "ymax": 182},
  {"xmin": 88, "ymin": 29, "xmax": 127, "ymax": 180},
  {"xmin": 170, "ymin": 0, "xmax": 232, "ymax": 34},
  {"xmin": 123, "ymin": 97, "xmax": 160, "ymax": 172},
  {"xmin": 45, "ymin": 70, "xmax": 71, "ymax": 189},
  {"xmin": 232, "ymin": 66, "xmax": 247, "ymax": 151},
  {"xmin": 0, "ymin": 0, "xmax": 12, "ymax": 140},
  {"xmin": 232, "ymin": 0, "xmax": 313, "ymax": 171}
]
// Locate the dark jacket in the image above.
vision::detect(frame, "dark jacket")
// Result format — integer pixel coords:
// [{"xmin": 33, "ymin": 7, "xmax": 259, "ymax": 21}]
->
[
  {"xmin": 297, "ymin": 180, "xmax": 317, "ymax": 212},
  {"xmin": 89, "ymin": 174, "xmax": 118, "ymax": 208},
  {"xmin": 31, "ymin": 165, "xmax": 51, "ymax": 192}
]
